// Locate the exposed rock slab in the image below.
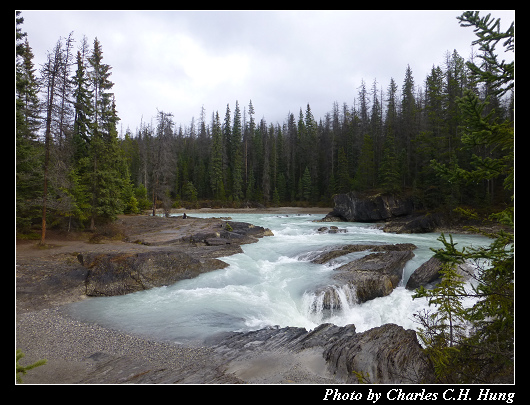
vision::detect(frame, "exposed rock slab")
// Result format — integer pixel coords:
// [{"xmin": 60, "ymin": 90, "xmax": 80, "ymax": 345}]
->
[
  {"xmin": 76, "ymin": 216, "xmax": 273, "ymax": 297},
  {"xmin": 311, "ymin": 243, "xmax": 417, "ymax": 265},
  {"xmin": 405, "ymin": 256, "xmax": 475, "ymax": 290},
  {"xmin": 210, "ymin": 322, "xmax": 429, "ymax": 384},
  {"xmin": 312, "ymin": 249, "xmax": 415, "ymax": 307},
  {"xmin": 78, "ymin": 250, "xmax": 229, "ymax": 296},
  {"xmin": 329, "ymin": 191, "xmax": 414, "ymax": 222}
]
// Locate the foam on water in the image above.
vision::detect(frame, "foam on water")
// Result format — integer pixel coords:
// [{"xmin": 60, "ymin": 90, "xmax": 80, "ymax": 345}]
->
[{"xmin": 68, "ymin": 213, "xmax": 491, "ymax": 344}]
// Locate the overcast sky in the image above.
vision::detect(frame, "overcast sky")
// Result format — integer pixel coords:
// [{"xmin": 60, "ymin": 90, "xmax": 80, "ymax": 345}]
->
[{"xmin": 20, "ymin": 10, "xmax": 515, "ymax": 134}]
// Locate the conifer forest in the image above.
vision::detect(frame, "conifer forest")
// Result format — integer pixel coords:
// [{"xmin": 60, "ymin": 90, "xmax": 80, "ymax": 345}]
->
[
  {"xmin": 16, "ymin": 11, "xmax": 513, "ymax": 236},
  {"xmin": 15, "ymin": 10, "xmax": 515, "ymax": 383}
]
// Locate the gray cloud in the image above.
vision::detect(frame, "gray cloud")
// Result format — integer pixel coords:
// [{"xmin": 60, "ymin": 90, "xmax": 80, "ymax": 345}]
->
[{"xmin": 20, "ymin": 10, "xmax": 514, "ymax": 132}]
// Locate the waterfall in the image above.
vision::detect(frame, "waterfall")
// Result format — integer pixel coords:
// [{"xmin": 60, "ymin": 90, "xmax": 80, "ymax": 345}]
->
[{"xmin": 302, "ymin": 284, "xmax": 358, "ymax": 324}]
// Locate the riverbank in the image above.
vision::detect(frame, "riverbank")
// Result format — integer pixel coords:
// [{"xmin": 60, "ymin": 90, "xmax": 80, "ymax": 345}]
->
[
  {"xmin": 160, "ymin": 206, "xmax": 332, "ymax": 215},
  {"xmin": 15, "ymin": 210, "xmax": 332, "ymax": 384}
]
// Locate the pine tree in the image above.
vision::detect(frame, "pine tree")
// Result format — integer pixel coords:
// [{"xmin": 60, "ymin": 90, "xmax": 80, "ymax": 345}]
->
[
  {"xmin": 39, "ymin": 39, "xmax": 64, "ymax": 243},
  {"xmin": 413, "ymin": 11, "xmax": 514, "ymax": 383},
  {"xmin": 16, "ymin": 12, "xmax": 42, "ymax": 232},
  {"xmin": 210, "ymin": 111, "xmax": 224, "ymax": 199},
  {"xmin": 379, "ymin": 134, "xmax": 401, "ymax": 193},
  {"xmin": 83, "ymin": 38, "xmax": 129, "ymax": 229},
  {"xmin": 355, "ymin": 134, "xmax": 376, "ymax": 190},
  {"xmin": 72, "ymin": 37, "xmax": 93, "ymax": 162},
  {"xmin": 231, "ymin": 101, "xmax": 244, "ymax": 201}
]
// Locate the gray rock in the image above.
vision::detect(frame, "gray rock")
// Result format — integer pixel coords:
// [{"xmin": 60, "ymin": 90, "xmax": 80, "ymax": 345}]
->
[
  {"xmin": 313, "ymin": 250, "xmax": 415, "ymax": 307},
  {"xmin": 383, "ymin": 213, "xmax": 443, "ymax": 234},
  {"xmin": 406, "ymin": 256, "xmax": 476, "ymax": 290},
  {"xmin": 311, "ymin": 243, "xmax": 417, "ymax": 265},
  {"xmin": 78, "ymin": 251, "xmax": 229, "ymax": 296},
  {"xmin": 330, "ymin": 191, "xmax": 414, "ymax": 222},
  {"xmin": 211, "ymin": 322, "xmax": 430, "ymax": 384}
]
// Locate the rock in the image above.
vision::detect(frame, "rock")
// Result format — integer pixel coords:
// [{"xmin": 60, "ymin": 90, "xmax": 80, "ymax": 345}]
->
[
  {"xmin": 316, "ymin": 226, "xmax": 346, "ymax": 234},
  {"xmin": 211, "ymin": 322, "xmax": 430, "ymax": 384},
  {"xmin": 78, "ymin": 251, "xmax": 229, "ymax": 296},
  {"xmin": 383, "ymin": 213, "xmax": 443, "ymax": 234},
  {"xmin": 329, "ymin": 191, "xmax": 414, "ymax": 222},
  {"xmin": 311, "ymin": 243, "xmax": 417, "ymax": 265},
  {"xmin": 314, "ymin": 214, "xmax": 346, "ymax": 223},
  {"xmin": 219, "ymin": 221, "xmax": 274, "ymax": 243},
  {"xmin": 315, "ymin": 250, "xmax": 415, "ymax": 306},
  {"xmin": 406, "ymin": 256, "xmax": 475, "ymax": 290},
  {"xmin": 322, "ymin": 323, "xmax": 429, "ymax": 383}
]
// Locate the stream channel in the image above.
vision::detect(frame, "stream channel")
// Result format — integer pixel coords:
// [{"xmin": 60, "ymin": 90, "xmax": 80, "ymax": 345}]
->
[{"xmin": 69, "ymin": 213, "xmax": 491, "ymax": 345}]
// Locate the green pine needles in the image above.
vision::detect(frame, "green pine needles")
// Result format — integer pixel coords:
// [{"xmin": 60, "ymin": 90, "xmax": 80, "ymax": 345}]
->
[{"xmin": 16, "ymin": 349, "xmax": 47, "ymax": 383}]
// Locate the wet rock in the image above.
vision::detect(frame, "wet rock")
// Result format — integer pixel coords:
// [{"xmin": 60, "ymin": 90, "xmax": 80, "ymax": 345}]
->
[
  {"xmin": 211, "ymin": 322, "xmax": 430, "ymax": 384},
  {"xmin": 314, "ymin": 250, "xmax": 415, "ymax": 306},
  {"xmin": 329, "ymin": 191, "xmax": 414, "ymax": 222},
  {"xmin": 311, "ymin": 243, "xmax": 417, "ymax": 265},
  {"xmin": 383, "ymin": 213, "xmax": 443, "ymax": 234},
  {"xmin": 78, "ymin": 250, "xmax": 229, "ymax": 296},
  {"xmin": 406, "ymin": 256, "xmax": 475, "ymax": 290}
]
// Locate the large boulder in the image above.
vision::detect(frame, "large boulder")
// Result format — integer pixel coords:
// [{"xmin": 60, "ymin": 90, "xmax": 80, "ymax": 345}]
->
[
  {"xmin": 322, "ymin": 323, "xmax": 429, "ymax": 383},
  {"xmin": 383, "ymin": 213, "xmax": 443, "ymax": 234},
  {"xmin": 311, "ymin": 243, "xmax": 417, "ymax": 265},
  {"xmin": 314, "ymin": 249, "xmax": 415, "ymax": 307},
  {"xmin": 329, "ymin": 191, "xmax": 414, "ymax": 222},
  {"xmin": 78, "ymin": 250, "xmax": 228, "ymax": 296},
  {"xmin": 405, "ymin": 256, "xmax": 475, "ymax": 290}
]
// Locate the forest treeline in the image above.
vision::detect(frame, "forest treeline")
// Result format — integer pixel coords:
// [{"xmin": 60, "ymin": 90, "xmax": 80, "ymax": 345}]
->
[{"xmin": 16, "ymin": 11, "xmax": 513, "ymax": 237}]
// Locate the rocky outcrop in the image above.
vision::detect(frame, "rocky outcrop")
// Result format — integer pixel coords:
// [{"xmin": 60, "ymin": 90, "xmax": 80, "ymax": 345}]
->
[
  {"xmin": 328, "ymin": 192, "xmax": 414, "ymax": 222},
  {"xmin": 77, "ymin": 217, "xmax": 273, "ymax": 297},
  {"xmin": 210, "ymin": 322, "xmax": 430, "ymax": 384},
  {"xmin": 323, "ymin": 323, "xmax": 429, "ymax": 383},
  {"xmin": 405, "ymin": 256, "xmax": 475, "ymax": 290},
  {"xmin": 382, "ymin": 213, "xmax": 443, "ymax": 234},
  {"xmin": 314, "ymin": 249, "xmax": 415, "ymax": 307},
  {"xmin": 311, "ymin": 243, "xmax": 417, "ymax": 265},
  {"xmin": 78, "ymin": 250, "xmax": 228, "ymax": 296}
]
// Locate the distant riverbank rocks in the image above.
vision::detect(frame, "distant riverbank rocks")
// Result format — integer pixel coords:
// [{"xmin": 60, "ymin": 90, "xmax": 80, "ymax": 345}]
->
[{"xmin": 326, "ymin": 191, "xmax": 414, "ymax": 223}]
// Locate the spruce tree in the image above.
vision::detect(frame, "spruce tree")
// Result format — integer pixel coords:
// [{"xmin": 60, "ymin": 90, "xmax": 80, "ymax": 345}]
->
[
  {"xmin": 231, "ymin": 101, "xmax": 244, "ymax": 201},
  {"xmin": 72, "ymin": 37, "xmax": 93, "ymax": 162},
  {"xmin": 379, "ymin": 134, "xmax": 401, "ymax": 193},
  {"xmin": 16, "ymin": 12, "xmax": 42, "ymax": 232},
  {"xmin": 413, "ymin": 11, "xmax": 514, "ymax": 383},
  {"xmin": 83, "ymin": 38, "xmax": 129, "ymax": 229},
  {"xmin": 210, "ymin": 111, "xmax": 224, "ymax": 199},
  {"xmin": 355, "ymin": 134, "xmax": 376, "ymax": 190}
]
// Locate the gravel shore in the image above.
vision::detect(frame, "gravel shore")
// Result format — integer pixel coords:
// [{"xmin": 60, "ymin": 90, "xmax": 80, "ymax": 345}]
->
[
  {"xmin": 16, "ymin": 306, "xmax": 243, "ymax": 384},
  {"xmin": 15, "ymin": 211, "xmax": 335, "ymax": 384}
]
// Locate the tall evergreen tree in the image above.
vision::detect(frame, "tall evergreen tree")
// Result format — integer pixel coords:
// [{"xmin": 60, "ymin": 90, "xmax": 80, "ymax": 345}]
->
[
  {"xmin": 231, "ymin": 101, "xmax": 244, "ymax": 201},
  {"xmin": 210, "ymin": 111, "xmax": 224, "ymax": 199},
  {"xmin": 355, "ymin": 133, "xmax": 376, "ymax": 190},
  {"xmin": 72, "ymin": 37, "xmax": 92, "ymax": 162},
  {"xmin": 379, "ymin": 134, "xmax": 401, "ymax": 193},
  {"xmin": 82, "ymin": 38, "xmax": 129, "ymax": 228},
  {"xmin": 16, "ymin": 12, "xmax": 42, "ymax": 232}
]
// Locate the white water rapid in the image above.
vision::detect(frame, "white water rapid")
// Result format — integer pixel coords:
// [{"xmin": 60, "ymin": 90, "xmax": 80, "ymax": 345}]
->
[{"xmin": 69, "ymin": 213, "xmax": 491, "ymax": 344}]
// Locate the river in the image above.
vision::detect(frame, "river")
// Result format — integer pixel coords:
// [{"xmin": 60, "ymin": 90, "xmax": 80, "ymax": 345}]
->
[{"xmin": 69, "ymin": 213, "xmax": 491, "ymax": 345}]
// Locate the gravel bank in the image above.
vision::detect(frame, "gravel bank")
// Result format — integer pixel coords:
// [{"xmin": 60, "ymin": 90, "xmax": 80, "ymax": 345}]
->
[{"xmin": 16, "ymin": 306, "xmax": 242, "ymax": 384}]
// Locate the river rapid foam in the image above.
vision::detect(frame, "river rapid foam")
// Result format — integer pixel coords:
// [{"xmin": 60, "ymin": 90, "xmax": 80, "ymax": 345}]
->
[{"xmin": 69, "ymin": 213, "xmax": 490, "ymax": 344}]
